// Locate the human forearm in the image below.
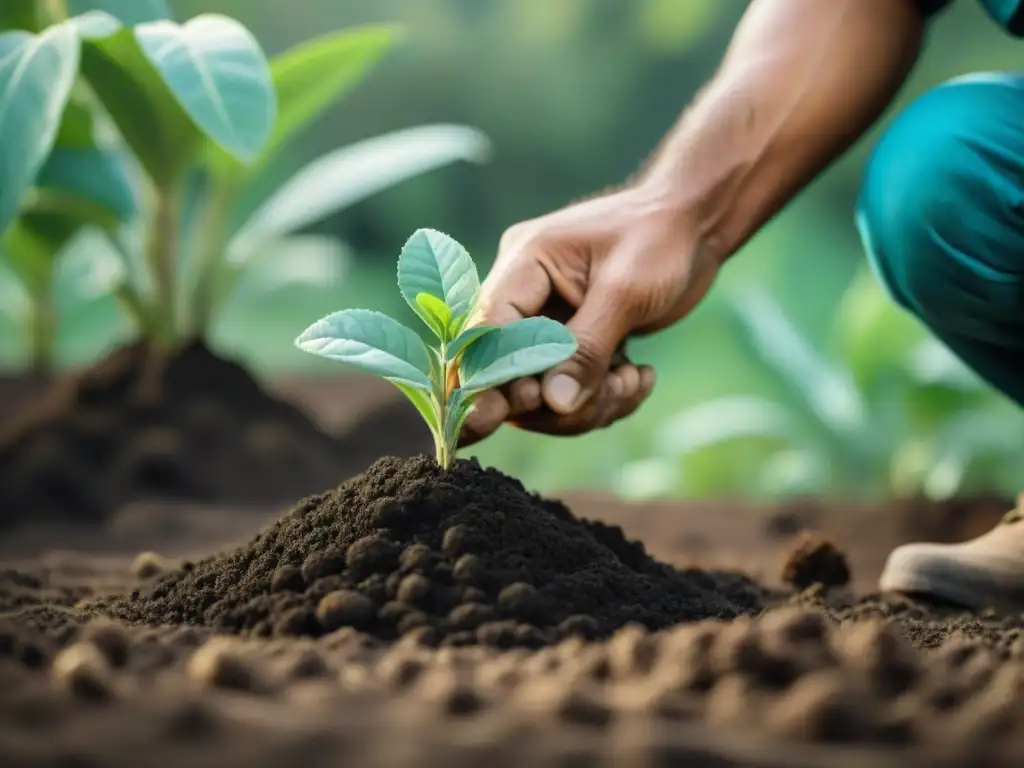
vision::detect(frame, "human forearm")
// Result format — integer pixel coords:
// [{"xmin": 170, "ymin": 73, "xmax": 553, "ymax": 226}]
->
[{"xmin": 637, "ymin": 0, "xmax": 927, "ymax": 262}]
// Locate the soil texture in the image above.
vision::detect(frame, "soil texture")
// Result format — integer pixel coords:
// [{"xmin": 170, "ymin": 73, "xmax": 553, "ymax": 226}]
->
[
  {"xmin": 95, "ymin": 456, "xmax": 765, "ymax": 645},
  {"xmin": 2, "ymin": 378, "xmax": 1023, "ymax": 765},
  {"xmin": 0, "ymin": 342, "xmax": 428, "ymax": 530}
]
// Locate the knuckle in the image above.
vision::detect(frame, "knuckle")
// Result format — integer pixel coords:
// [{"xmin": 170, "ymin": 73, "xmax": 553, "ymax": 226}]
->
[
  {"xmin": 570, "ymin": 327, "xmax": 617, "ymax": 369},
  {"xmin": 497, "ymin": 222, "xmax": 538, "ymax": 260}
]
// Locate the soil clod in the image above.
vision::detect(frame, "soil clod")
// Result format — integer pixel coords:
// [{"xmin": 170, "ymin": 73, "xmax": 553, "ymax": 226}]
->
[{"xmin": 780, "ymin": 532, "xmax": 851, "ymax": 590}]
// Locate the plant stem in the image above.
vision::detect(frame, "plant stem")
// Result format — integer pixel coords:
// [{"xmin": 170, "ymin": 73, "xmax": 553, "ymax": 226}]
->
[
  {"xmin": 27, "ymin": 287, "xmax": 54, "ymax": 376},
  {"xmin": 146, "ymin": 186, "xmax": 181, "ymax": 347},
  {"xmin": 187, "ymin": 182, "xmax": 232, "ymax": 339},
  {"xmin": 435, "ymin": 343, "xmax": 451, "ymax": 468}
]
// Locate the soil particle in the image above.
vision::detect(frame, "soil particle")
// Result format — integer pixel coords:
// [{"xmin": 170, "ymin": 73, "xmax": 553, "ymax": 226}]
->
[
  {"xmin": 780, "ymin": 532, "xmax": 851, "ymax": 590},
  {"xmin": 0, "ymin": 342, "xmax": 428, "ymax": 530},
  {"xmin": 130, "ymin": 552, "xmax": 168, "ymax": 581},
  {"xmin": 92, "ymin": 457, "xmax": 764, "ymax": 645}
]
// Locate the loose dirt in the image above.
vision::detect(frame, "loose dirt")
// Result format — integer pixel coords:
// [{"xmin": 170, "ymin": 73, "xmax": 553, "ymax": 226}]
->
[
  {"xmin": 0, "ymin": 343, "xmax": 428, "ymax": 531},
  {"xmin": 94, "ymin": 456, "xmax": 765, "ymax": 645},
  {"xmin": 2, "ymin": 379, "xmax": 1023, "ymax": 765}
]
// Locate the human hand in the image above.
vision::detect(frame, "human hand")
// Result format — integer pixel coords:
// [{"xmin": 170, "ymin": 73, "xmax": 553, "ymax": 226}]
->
[{"xmin": 460, "ymin": 185, "xmax": 722, "ymax": 445}]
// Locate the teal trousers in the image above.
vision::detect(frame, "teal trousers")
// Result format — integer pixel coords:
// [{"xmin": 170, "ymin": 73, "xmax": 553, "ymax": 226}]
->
[{"xmin": 857, "ymin": 72, "xmax": 1024, "ymax": 406}]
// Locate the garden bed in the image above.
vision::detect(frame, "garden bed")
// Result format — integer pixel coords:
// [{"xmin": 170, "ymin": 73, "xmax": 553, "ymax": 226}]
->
[
  {"xmin": 0, "ymin": 377, "xmax": 1020, "ymax": 767},
  {"xmin": 0, "ymin": 343, "xmax": 430, "ymax": 531}
]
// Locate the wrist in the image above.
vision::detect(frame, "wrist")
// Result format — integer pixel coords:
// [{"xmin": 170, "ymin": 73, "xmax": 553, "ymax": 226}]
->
[{"xmin": 624, "ymin": 174, "xmax": 729, "ymax": 267}]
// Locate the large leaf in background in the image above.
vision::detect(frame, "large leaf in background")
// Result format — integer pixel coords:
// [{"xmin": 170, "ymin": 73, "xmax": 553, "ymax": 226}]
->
[
  {"xmin": 0, "ymin": 24, "xmax": 80, "ymax": 237},
  {"xmin": 727, "ymin": 285, "xmax": 867, "ymax": 441},
  {"xmin": 919, "ymin": 404, "xmax": 1024, "ymax": 500},
  {"xmin": 834, "ymin": 264, "xmax": 927, "ymax": 392},
  {"xmin": 2, "ymin": 217, "xmax": 61, "ymax": 296},
  {"xmin": 653, "ymin": 395, "xmax": 799, "ymax": 455},
  {"xmin": 77, "ymin": 13, "xmax": 275, "ymax": 186},
  {"xmin": 906, "ymin": 338, "xmax": 983, "ymax": 391},
  {"xmin": 51, "ymin": 227, "xmax": 127, "ymax": 316},
  {"xmin": 209, "ymin": 24, "xmax": 401, "ymax": 182},
  {"xmin": 0, "ymin": 257, "xmax": 30, "ymax": 326},
  {"xmin": 228, "ymin": 124, "xmax": 492, "ymax": 261},
  {"xmin": 459, "ymin": 317, "xmax": 577, "ymax": 392},
  {"xmin": 397, "ymin": 228, "xmax": 480, "ymax": 324},
  {"xmin": 221, "ymin": 234, "xmax": 350, "ymax": 307},
  {"xmin": 54, "ymin": 95, "xmax": 96, "ymax": 148},
  {"xmin": 294, "ymin": 308, "xmax": 433, "ymax": 390},
  {"xmin": 66, "ymin": 0, "xmax": 172, "ymax": 25},
  {"xmin": 35, "ymin": 148, "xmax": 137, "ymax": 224},
  {"xmin": 615, "ymin": 395, "xmax": 808, "ymax": 500}
]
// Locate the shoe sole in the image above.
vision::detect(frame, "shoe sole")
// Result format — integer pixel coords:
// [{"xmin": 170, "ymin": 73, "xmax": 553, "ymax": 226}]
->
[{"xmin": 879, "ymin": 545, "xmax": 1024, "ymax": 614}]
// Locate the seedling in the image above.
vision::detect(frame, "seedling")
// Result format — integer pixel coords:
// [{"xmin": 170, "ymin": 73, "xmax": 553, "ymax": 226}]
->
[{"xmin": 296, "ymin": 228, "xmax": 578, "ymax": 468}]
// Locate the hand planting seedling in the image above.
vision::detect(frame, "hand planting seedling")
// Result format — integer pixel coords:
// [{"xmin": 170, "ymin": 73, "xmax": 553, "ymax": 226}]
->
[{"xmin": 296, "ymin": 228, "xmax": 577, "ymax": 468}]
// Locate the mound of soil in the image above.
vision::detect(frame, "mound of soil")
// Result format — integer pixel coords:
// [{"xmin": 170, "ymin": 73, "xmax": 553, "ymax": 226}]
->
[
  {"xmin": 95, "ymin": 456, "xmax": 766, "ymax": 646},
  {"xmin": 780, "ymin": 533, "xmax": 851, "ymax": 590},
  {"xmin": 0, "ymin": 342, "xmax": 428, "ymax": 531}
]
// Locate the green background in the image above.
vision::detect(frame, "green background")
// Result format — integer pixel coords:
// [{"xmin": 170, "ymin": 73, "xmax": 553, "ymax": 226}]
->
[{"xmin": 2, "ymin": 0, "xmax": 1022, "ymax": 501}]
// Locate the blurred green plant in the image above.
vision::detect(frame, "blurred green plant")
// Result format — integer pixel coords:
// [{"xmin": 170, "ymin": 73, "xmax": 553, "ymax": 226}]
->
[
  {"xmin": 614, "ymin": 265, "xmax": 1024, "ymax": 502},
  {"xmin": 0, "ymin": 0, "xmax": 490, "ymax": 372}
]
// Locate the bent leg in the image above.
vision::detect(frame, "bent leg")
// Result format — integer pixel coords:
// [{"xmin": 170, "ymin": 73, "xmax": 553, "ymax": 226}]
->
[
  {"xmin": 861, "ymin": 73, "xmax": 1024, "ymax": 610},
  {"xmin": 857, "ymin": 71, "xmax": 1024, "ymax": 406}
]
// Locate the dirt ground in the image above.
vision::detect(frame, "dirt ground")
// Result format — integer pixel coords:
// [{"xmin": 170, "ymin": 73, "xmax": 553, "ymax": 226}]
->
[{"xmin": 1, "ymin": 356, "xmax": 1022, "ymax": 767}]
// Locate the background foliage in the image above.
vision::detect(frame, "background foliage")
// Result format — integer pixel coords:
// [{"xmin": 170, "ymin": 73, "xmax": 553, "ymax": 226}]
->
[{"xmin": 2, "ymin": 0, "xmax": 1022, "ymax": 500}]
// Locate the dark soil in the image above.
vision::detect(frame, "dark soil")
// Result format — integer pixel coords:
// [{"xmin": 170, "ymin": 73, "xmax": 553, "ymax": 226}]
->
[
  {"xmin": 0, "ymin": 342, "xmax": 427, "ymax": 531},
  {"xmin": 2, "ymin": 374, "xmax": 1023, "ymax": 766},
  {"xmin": 780, "ymin": 533, "xmax": 851, "ymax": 590},
  {"xmin": 94, "ymin": 456, "xmax": 765, "ymax": 645}
]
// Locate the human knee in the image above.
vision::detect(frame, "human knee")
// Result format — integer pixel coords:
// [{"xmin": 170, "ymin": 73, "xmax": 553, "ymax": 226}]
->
[{"xmin": 856, "ymin": 74, "xmax": 1024, "ymax": 317}]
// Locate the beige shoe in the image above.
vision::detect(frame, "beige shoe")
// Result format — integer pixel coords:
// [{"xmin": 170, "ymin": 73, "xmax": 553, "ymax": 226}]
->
[{"xmin": 879, "ymin": 504, "xmax": 1024, "ymax": 612}]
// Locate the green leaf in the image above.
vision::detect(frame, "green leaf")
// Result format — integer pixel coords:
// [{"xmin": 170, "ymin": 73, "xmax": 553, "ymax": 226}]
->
[
  {"xmin": 209, "ymin": 24, "xmax": 401, "ymax": 182},
  {"xmin": 19, "ymin": 187, "xmax": 119, "ymax": 233},
  {"xmin": 295, "ymin": 308, "xmax": 433, "ymax": 390},
  {"xmin": 133, "ymin": 15, "xmax": 274, "ymax": 161},
  {"xmin": 228, "ymin": 124, "xmax": 491, "ymax": 258},
  {"xmin": 727, "ymin": 285, "xmax": 867, "ymax": 440},
  {"xmin": 78, "ymin": 13, "xmax": 275, "ymax": 185},
  {"xmin": 0, "ymin": 23, "xmax": 80, "ymax": 237},
  {"xmin": 394, "ymin": 382, "xmax": 440, "ymax": 436},
  {"xmin": 1, "ymin": 218, "xmax": 58, "ymax": 294},
  {"xmin": 415, "ymin": 291, "xmax": 452, "ymax": 340},
  {"xmin": 54, "ymin": 96, "xmax": 96, "ymax": 148},
  {"xmin": 834, "ymin": 264, "xmax": 926, "ymax": 392},
  {"xmin": 398, "ymin": 228, "xmax": 480, "ymax": 325},
  {"xmin": 35, "ymin": 147, "xmax": 137, "ymax": 224},
  {"xmin": 443, "ymin": 387, "xmax": 474, "ymax": 451},
  {"xmin": 219, "ymin": 234, "xmax": 349, "ymax": 310},
  {"xmin": 459, "ymin": 317, "xmax": 577, "ymax": 392},
  {"xmin": 446, "ymin": 324, "xmax": 496, "ymax": 360},
  {"xmin": 653, "ymin": 395, "xmax": 800, "ymax": 456},
  {"xmin": 66, "ymin": 0, "xmax": 172, "ymax": 25}
]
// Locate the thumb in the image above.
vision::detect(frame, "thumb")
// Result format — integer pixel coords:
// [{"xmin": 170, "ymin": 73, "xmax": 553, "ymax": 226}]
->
[{"xmin": 542, "ymin": 281, "xmax": 634, "ymax": 415}]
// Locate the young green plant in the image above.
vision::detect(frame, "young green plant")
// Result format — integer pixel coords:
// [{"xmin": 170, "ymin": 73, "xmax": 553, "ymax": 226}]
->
[
  {"xmin": 0, "ymin": 1, "xmax": 489, "ymax": 371},
  {"xmin": 295, "ymin": 228, "xmax": 578, "ymax": 468}
]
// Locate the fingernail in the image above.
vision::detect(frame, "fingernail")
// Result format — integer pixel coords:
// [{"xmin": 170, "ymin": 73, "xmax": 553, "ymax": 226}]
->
[{"xmin": 546, "ymin": 374, "xmax": 581, "ymax": 412}]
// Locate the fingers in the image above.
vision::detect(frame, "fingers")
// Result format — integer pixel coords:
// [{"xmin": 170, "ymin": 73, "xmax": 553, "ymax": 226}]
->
[
  {"xmin": 459, "ymin": 364, "xmax": 654, "ymax": 447},
  {"xmin": 470, "ymin": 229, "xmax": 552, "ymax": 328},
  {"xmin": 540, "ymin": 279, "xmax": 636, "ymax": 415},
  {"xmin": 458, "ymin": 389, "xmax": 508, "ymax": 448},
  {"xmin": 458, "ymin": 378, "xmax": 544, "ymax": 448},
  {"xmin": 511, "ymin": 363, "xmax": 656, "ymax": 436}
]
